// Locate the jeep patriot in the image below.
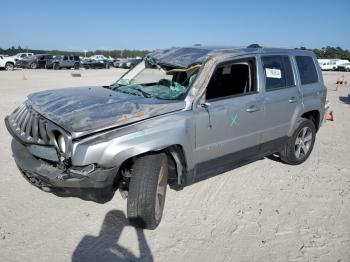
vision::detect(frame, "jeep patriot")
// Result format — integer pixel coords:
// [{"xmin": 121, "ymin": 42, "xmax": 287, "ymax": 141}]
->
[{"xmin": 5, "ymin": 46, "xmax": 327, "ymax": 229}]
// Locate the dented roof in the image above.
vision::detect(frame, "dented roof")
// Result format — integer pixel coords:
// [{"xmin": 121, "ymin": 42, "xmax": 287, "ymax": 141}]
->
[
  {"xmin": 146, "ymin": 46, "xmax": 242, "ymax": 68},
  {"xmin": 147, "ymin": 46, "xmax": 261, "ymax": 68},
  {"xmin": 147, "ymin": 46, "xmax": 312, "ymax": 68}
]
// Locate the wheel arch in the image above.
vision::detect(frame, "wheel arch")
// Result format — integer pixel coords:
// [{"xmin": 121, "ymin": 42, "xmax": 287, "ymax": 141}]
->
[
  {"xmin": 301, "ymin": 110, "xmax": 320, "ymax": 131},
  {"xmin": 114, "ymin": 144, "xmax": 188, "ymax": 190},
  {"xmin": 5, "ymin": 61, "xmax": 15, "ymax": 69}
]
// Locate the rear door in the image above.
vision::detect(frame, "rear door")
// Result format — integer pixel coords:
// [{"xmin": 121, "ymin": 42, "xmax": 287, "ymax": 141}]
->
[
  {"xmin": 69, "ymin": 56, "xmax": 75, "ymax": 67},
  {"xmin": 260, "ymin": 55, "xmax": 300, "ymax": 147},
  {"xmin": 38, "ymin": 56, "xmax": 46, "ymax": 68},
  {"xmin": 62, "ymin": 56, "xmax": 69, "ymax": 67}
]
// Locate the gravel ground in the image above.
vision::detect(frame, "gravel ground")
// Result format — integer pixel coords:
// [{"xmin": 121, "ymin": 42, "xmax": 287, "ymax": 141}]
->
[{"xmin": 0, "ymin": 69, "xmax": 349, "ymax": 262}]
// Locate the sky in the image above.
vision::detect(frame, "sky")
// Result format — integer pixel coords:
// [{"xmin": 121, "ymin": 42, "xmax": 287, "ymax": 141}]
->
[{"xmin": 1, "ymin": 0, "xmax": 350, "ymax": 51}]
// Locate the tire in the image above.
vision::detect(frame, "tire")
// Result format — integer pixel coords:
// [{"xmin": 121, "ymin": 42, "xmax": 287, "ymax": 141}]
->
[
  {"xmin": 53, "ymin": 63, "xmax": 60, "ymax": 70},
  {"xmin": 5, "ymin": 62, "xmax": 14, "ymax": 71},
  {"xmin": 127, "ymin": 153, "xmax": 168, "ymax": 229},
  {"xmin": 74, "ymin": 63, "xmax": 80, "ymax": 70},
  {"xmin": 279, "ymin": 118, "xmax": 316, "ymax": 165},
  {"xmin": 106, "ymin": 64, "xmax": 110, "ymax": 69},
  {"xmin": 30, "ymin": 62, "xmax": 37, "ymax": 69}
]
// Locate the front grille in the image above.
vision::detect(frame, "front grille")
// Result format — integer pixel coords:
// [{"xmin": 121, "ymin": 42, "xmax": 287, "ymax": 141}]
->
[{"xmin": 8, "ymin": 103, "xmax": 51, "ymax": 145}]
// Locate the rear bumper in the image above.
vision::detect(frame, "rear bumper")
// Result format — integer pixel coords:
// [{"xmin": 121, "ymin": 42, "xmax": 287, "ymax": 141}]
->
[{"xmin": 11, "ymin": 139, "xmax": 118, "ymax": 203}]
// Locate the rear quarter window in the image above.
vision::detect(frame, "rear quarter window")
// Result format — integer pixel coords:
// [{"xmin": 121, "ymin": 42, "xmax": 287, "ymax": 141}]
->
[{"xmin": 295, "ymin": 56, "xmax": 318, "ymax": 85}]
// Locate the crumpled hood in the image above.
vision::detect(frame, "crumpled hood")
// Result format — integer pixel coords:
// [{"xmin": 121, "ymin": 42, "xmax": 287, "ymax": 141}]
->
[{"xmin": 27, "ymin": 86, "xmax": 185, "ymax": 136}]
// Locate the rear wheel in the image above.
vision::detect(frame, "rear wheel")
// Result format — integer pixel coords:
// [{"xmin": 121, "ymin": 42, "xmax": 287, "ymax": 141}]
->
[
  {"xmin": 30, "ymin": 62, "xmax": 37, "ymax": 69},
  {"xmin": 127, "ymin": 153, "xmax": 168, "ymax": 229},
  {"xmin": 279, "ymin": 118, "xmax": 316, "ymax": 165},
  {"xmin": 74, "ymin": 63, "xmax": 80, "ymax": 70},
  {"xmin": 5, "ymin": 62, "xmax": 14, "ymax": 71},
  {"xmin": 53, "ymin": 63, "xmax": 60, "ymax": 70}
]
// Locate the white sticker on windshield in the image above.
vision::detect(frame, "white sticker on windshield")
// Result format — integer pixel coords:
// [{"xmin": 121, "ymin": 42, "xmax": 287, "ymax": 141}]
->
[{"xmin": 265, "ymin": 68, "xmax": 282, "ymax": 79}]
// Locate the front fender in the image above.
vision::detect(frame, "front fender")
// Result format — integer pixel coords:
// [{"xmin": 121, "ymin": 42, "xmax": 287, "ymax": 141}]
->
[{"xmin": 71, "ymin": 111, "xmax": 195, "ymax": 170}]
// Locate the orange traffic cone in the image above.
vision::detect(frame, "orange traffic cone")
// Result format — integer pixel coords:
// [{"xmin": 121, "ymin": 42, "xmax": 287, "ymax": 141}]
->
[
  {"xmin": 326, "ymin": 111, "xmax": 334, "ymax": 121},
  {"xmin": 336, "ymin": 74, "xmax": 348, "ymax": 90},
  {"xmin": 21, "ymin": 71, "xmax": 27, "ymax": 80}
]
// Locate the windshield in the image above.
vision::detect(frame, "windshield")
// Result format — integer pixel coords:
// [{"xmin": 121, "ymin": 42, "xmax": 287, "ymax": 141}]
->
[{"xmin": 109, "ymin": 60, "xmax": 199, "ymax": 100}]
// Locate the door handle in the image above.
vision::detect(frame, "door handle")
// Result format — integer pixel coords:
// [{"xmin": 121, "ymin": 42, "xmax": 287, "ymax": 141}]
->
[
  {"xmin": 288, "ymin": 97, "xmax": 297, "ymax": 103},
  {"xmin": 246, "ymin": 105, "xmax": 260, "ymax": 112}
]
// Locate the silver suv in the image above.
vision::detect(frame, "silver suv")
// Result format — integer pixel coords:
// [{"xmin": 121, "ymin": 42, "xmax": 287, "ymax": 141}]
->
[
  {"xmin": 46, "ymin": 55, "xmax": 80, "ymax": 70},
  {"xmin": 5, "ymin": 47, "xmax": 327, "ymax": 229}
]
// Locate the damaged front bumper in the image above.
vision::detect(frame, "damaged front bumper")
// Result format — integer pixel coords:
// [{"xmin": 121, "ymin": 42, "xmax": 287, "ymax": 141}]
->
[{"xmin": 11, "ymin": 139, "xmax": 118, "ymax": 203}]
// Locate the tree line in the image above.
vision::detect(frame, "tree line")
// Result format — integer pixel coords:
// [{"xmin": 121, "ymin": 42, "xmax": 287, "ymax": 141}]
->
[
  {"xmin": 2, "ymin": 45, "xmax": 350, "ymax": 60},
  {"xmin": 0, "ymin": 46, "xmax": 150, "ymax": 58},
  {"xmin": 311, "ymin": 46, "xmax": 350, "ymax": 60},
  {"xmin": 294, "ymin": 46, "xmax": 350, "ymax": 60}
]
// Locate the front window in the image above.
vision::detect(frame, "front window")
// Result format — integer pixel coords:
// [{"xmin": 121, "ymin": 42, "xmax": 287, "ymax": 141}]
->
[
  {"xmin": 109, "ymin": 60, "xmax": 199, "ymax": 100},
  {"xmin": 206, "ymin": 57, "xmax": 257, "ymax": 100}
]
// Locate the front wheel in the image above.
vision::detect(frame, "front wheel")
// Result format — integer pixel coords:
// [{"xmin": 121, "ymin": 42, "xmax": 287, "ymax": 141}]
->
[
  {"xmin": 127, "ymin": 153, "xmax": 168, "ymax": 229},
  {"xmin": 279, "ymin": 118, "xmax": 316, "ymax": 165},
  {"xmin": 5, "ymin": 62, "xmax": 14, "ymax": 71}
]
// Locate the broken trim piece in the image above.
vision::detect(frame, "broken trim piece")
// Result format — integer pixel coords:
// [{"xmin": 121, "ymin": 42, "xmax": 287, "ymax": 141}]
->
[{"xmin": 166, "ymin": 64, "xmax": 202, "ymax": 75}]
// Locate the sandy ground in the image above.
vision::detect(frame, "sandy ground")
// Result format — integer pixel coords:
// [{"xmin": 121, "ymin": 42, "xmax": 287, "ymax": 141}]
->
[{"xmin": 0, "ymin": 68, "xmax": 349, "ymax": 262}]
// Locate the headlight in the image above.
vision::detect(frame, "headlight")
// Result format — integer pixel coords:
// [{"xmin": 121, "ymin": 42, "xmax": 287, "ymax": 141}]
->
[{"xmin": 57, "ymin": 135, "xmax": 66, "ymax": 153}]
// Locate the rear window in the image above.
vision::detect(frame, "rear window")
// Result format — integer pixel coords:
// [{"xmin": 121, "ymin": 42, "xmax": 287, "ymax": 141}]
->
[
  {"xmin": 295, "ymin": 56, "xmax": 318, "ymax": 85},
  {"xmin": 262, "ymin": 55, "xmax": 295, "ymax": 91}
]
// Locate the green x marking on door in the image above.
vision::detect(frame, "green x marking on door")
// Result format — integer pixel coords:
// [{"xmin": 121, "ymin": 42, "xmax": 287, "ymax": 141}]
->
[{"xmin": 230, "ymin": 113, "xmax": 238, "ymax": 126}]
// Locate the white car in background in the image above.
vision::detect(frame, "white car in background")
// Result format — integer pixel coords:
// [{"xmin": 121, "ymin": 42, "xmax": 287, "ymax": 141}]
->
[
  {"xmin": 11, "ymin": 52, "xmax": 34, "ymax": 60},
  {"xmin": 334, "ymin": 60, "xmax": 350, "ymax": 70},
  {"xmin": 319, "ymin": 60, "xmax": 336, "ymax": 71},
  {"xmin": 338, "ymin": 62, "xmax": 350, "ymax": 72},
  {"xmin": 0, "ymin": 55, "xmax": 16, "ymax": 70},
  {"xmin": 89, "ymin": 55, "xmax": 108, "ymax": 61},
  {"xmin": 318, "ymin": 59, "xmax": 349, "ymax": 71}
]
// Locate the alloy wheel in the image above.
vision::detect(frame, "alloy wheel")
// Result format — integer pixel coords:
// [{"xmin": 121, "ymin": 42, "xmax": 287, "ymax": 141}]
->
[
  {"xmin": 294, "ymin": 126, "xmax": 313, "ymax": 159},
  {"xmin": 155, "ymin": 158, "xmax": 167, "ymax": 222}
]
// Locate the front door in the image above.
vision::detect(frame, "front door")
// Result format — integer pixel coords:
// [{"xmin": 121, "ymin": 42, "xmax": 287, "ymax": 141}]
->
[{"xmin": 194, "ymin": 57, "xmax": 265, "ymax": 180}]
